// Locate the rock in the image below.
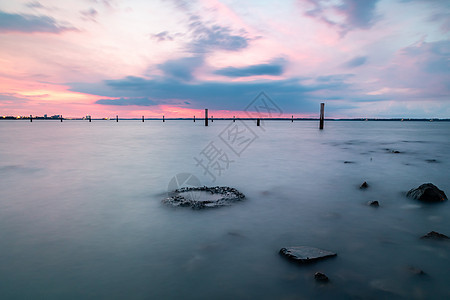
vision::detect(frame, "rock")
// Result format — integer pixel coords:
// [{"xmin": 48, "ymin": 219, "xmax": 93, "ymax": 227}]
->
[
  {"xmin": 314, "ymin": 272, "xmax": 329, "ymax": 282},
  {"xmin": 420, "ymin": 231, "xmax": 449, "ymax": 240},
  {"xmin": 279, "ymin": 246, "xmax": 337, "ymax": 263},
  {"xmin": 425, "ymin": 159, "xmax": 438, "ymax": 163},
  {"xmin": 360, "ymin": 181, "xmax": 369, "ymax": 189},
  {"xmin": 406, "ymin": 183, "xmax": 447, "ymax": 202},
  {"xmin": 407, "ymin": 266, "xmax": 426, "ymax": 275},
  {"xmin": 162, "ymin": 186, "xmax": 245, "ymax": 209},
  {"xmin": 344, "ymin": 161, "xmax": 355, "ymax": 164},
  {"xmin": 368, "ymin": 200, "xmax": 379, "ymax": 207}
]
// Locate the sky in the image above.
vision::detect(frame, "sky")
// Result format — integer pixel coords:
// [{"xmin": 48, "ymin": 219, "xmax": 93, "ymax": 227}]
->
[{"xmin": 0, "ymin": 0, "xmax": 449, "ymax": 118}]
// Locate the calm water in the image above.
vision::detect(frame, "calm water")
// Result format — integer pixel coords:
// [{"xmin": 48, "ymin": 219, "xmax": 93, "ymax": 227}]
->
[{"xmin": 0, "ymin": 120, "xmax": 449, "ymax": 299}]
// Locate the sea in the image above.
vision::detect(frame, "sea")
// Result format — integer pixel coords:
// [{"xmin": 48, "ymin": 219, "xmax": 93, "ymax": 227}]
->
[{"xmin": 0, "ymin": 120, "xmax": 449, "ymax": 299}]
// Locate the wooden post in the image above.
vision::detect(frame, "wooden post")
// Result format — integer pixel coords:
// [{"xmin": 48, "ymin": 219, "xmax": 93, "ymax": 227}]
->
[
  {"xmin": 142, "ymin": 116, "xmax": 144, "ymax": 122},
  {"xmin": 163, "ymin": 115, "xmax": 165, "ymax": 122},
  {"xmin": 61, "ymin": 115, "xmax": 63, "ymax": 122},
  {"xmin": 89, "ymin": 116, "xmax": 91, "ymax": 122},
  {"xmin": 211, "ymin": 116, "xmax": 213, "ymax": 123},
  {"xmin": 30, "ymin": 115, "xmax": 32, "ymax": 122},
  {"xmin": 116, "ymin": 115, "xmax": 118, "ymax": 122},
  {"xmin": 233, "ymin": 116, "xmax": 235, "ymax": 122},
  {"xmin": 257, "ymin": 118, "xmax": 260, "ymax": 126},
  {"xmin": 205, "ymin": 109, "xmax": 208, "ymax": 126},
  {"xmin": 291, "ymin": 115, "xmax": 293, "ymax": 122},
  {"xmin": 319, "ymin": 103, "xmax": 325, "ymax": 130},
  {"xmin": 193, "ymin": 115, "xmax": 195, "ymax": 122}
]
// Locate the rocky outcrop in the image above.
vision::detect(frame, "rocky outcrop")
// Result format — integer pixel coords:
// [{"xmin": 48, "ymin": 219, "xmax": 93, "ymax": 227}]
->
[
  {"xmin": 406, "ymin": 183, "xmax": 447, "ymax": 202},
  {"xmin": 279, "ymin": 246, "xmax": 337, "ymax": 263},
  {"xmin": 420, "ymin": 231, "xmax": 449, "ymax": 240},
  {"xmin": 368, "ymin": 200, "xmax": 379, "ymax": 207}
]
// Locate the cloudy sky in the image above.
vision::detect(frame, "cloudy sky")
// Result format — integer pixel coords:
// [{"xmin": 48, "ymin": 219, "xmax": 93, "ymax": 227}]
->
[{"xmin": 0, "ymin": 0, "xmax": 449, "ymax": 118}]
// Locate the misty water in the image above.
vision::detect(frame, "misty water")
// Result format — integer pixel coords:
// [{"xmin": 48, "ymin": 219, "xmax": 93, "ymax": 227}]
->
[{"xmin": 0, "ymin": 120, "xmax": 449, "ymax": 299}]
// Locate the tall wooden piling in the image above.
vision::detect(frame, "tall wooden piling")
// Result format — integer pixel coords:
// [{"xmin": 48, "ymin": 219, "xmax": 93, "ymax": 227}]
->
[
  {"xmin": 163, "ymin": 115, "xmax": 165, "ymax": 122},
  {"xmin": 211, "ymin": 116, "xmax": 213, "ymax": 123},
  {"xmin": 61, "ymin": 115, "xmax": 63, "ymax": 122},
  {"xmin": 30, "ymin": 115, "xmax": 32, "ymax": 122},
  {"xmin": 233, "ymin": 116, "xmax": 235, "ymax": 122},
  {"xmin": 319, "ymin": 103, "xmax": 325, "ymax": 130},
  {"xmin": 257, "ymin": 118, "xmax": 260, "ymax": 126},
  {"xmin": 205, "ymin": 109, "xmax": 208, "ymax": 126},
  {"xmin": 292, "ymin": 115, "xmax": 293, "ymax": 122},
  {"xmin": 116, "ymin": 115, "xmax": 118, "ymax": 122},
  {"xmin": 89, "ymin": 116, "xmax": 91, "ymax": 122},
  {"xmin": 142, "ymin": 116, "xmax": 144, "ymax": 122},
  {"xmin": 193, "ymin": 115, "xmax": 195, "ymax": 122}
]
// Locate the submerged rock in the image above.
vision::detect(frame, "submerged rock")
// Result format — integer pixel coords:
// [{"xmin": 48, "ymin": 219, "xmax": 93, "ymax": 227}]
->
[
  {"xmin": 406, "ymin": 183, "xmax": 447, "ymax": 202},
  {"xmin": 162, "ymin": 186, "xmax": 245, "ymax": 209},
  {"xmin": 279, "ymin": 246, "xmax": 337, "ymax": 263},
  {"xmin": 360, "ymin": 181, "xmax": 369, "ymax": 189},
  {"xmin": 420, "ymin": 231, "xmax": 449, "ymax": 240},
  {"xmin": 368, "ymin": 200, "xmax": 379, "ymax": 207},
  {"xmin": 314, "ymin": 272, "xmax": 329, "ymax": 282},
  {"xmin": 407, "ymin": 266, "xmax": 426, "ymax": 275}
]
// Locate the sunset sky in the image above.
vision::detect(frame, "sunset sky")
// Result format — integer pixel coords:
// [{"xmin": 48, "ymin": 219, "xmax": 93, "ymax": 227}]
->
[{"xmin": 0, "ymin": 0, "xmax": 449, "ymax": 118}]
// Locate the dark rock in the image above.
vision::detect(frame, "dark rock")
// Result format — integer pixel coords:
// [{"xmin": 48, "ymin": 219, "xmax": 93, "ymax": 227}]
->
[
  {"xmin": 420, "ymin": 231, "xmax": 449, "ymax": 240},
  {"xmin": 406, "ymin": 183, "xmax": 447, "ymax": 202},
  {"xmin": 162, "ymin": 186, "xmax": 245, "ymax": 209},
  {"xmin": 425, "ymin": 159, "xmax": 439, "ymax": 163},
  {"xmin": 407, "ymin": 266, "xmax": 426, "ymax": 275},
  {"xmin": 279, "ymin": 246, "xmax": 337, "ymax": 263},
  {"xmin": 314, "ymin": 272, "xmax": 329, "ymax": 282},
  {"xmin": 368, "ymin": 200, "xmax": 379, "ymax": 207},
  {"xmin": 360, "ymin": 181, "xmax": 369, "ymax": 189},
  {"xmin": 344, "ymin": 161, "xmax": 355, "ymax": 164},
  {"xmin": 386, "ymin": 148, "xmax": 401, "ymax": 153}
]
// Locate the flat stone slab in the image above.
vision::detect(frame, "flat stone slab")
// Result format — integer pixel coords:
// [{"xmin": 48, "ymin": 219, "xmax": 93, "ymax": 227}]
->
[
  {"xmin": 162, "ymin": 186, "xmax": 245, "ymax": 209},
  {"xmin": 279, "ymin": 246, "xmax": 337, "ymax": 263}
]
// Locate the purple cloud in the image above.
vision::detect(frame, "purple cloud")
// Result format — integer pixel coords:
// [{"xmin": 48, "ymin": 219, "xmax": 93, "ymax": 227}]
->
[
  {"xmin": 158, "ymin": 56, "xmax": 204, "ymax": 81},
  {"xmin": 0, "ymin": 10, "xmax": 76, "ymax": 33},
  {"xmin": 344, "ymin": 56, "xmax": 368, "ymax": 68},
  {"xmin": 215, "ymin": 61, "xmax": 285, "ymax": 77},
  {"xmin": 95, "ymin": 97, "xmax": 157, "ymax": 106}
]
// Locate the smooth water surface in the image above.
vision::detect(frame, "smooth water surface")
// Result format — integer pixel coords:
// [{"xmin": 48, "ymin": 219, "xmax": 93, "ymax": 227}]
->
[{"xmin": 0, "ymin": 120, "xmax": 449, "ymax": 299}]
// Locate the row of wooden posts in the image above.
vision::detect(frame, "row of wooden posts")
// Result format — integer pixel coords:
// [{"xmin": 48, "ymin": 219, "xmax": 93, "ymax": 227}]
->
[{"xmin": 28, "ymin": 103, "xmax": 325, "ymax": 129}]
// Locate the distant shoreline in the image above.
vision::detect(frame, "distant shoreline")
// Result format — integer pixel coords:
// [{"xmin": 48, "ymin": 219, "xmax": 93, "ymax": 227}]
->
[{"xmin": 1, "ymin": 117, "xmax": 449, "ymax": 121}]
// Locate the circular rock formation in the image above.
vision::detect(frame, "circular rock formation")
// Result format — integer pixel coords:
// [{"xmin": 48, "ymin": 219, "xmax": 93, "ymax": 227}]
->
[
  {"xmin": 406, "ymin": 183, "xmax": 447, "ymax": 202},
  {"xmin": 162, "ymin": 186, "xmax": 245, "ymax": 209}
]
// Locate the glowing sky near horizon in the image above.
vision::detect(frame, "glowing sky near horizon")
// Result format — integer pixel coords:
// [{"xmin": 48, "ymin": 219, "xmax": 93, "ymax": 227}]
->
[{"xmin": 0, "ymin": 0, "xmax": 449, "ymax": 118}]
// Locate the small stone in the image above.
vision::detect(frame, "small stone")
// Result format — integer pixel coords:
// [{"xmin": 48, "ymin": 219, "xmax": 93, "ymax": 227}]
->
[
  {"xmin": 425, "ymin": 159, "xmax": 438, "ymax": 163},
  {"xmin": 407, "ymin": 266, "xmax": 426, "ymax": 275},
  {"xmin": 420, "ymin": 231, "xmax": 449, "ymax": 240},
  {"xmin": 407, "ymin": 183, "xmax": 447, "ymax": 202},
  {"xmin": 360, "ymin": 181, "xmax": 369, "ymax": 189},
  {"xmin": 314, "ymin": 272, "xmax": 329, "ymax": 282},
  {"xmin": 368, "ymin": 200, "xmax": 379, "ymax": 207}
]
